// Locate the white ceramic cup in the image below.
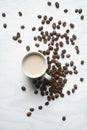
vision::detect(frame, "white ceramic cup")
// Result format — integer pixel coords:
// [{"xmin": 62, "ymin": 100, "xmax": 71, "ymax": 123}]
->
[{"xmin": 22, "ymin": 52, "xmax": 50, "ymax": 79}]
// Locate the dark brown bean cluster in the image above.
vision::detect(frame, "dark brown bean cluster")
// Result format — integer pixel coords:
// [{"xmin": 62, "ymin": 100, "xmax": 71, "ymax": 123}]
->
[{"xmin": 12, "ymin": 32, "xmax": 22, "ymax": 43}]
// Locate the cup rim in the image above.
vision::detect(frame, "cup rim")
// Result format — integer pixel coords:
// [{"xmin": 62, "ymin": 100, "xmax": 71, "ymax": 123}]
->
[{"xmin": 22, "ymin": 51, "xmax": 47, "ymax": 78}]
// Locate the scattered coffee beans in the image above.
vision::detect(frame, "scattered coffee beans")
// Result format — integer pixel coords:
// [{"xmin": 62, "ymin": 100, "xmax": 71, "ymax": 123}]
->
[
  {"xmin": 62, "ymin": 116, "xmax": 66, "ymax": 121},
  {"xmin": 38, "ymin": 106, "xmax": 43, "ymax": 110},
  {"xmin": 3, "ymin": 23, "xmax": 7, "ymax": 28},
  {"xmin": 47, "ymin": 1, "xmax": 51, "ymax": 6},
  {"xmin": 2, "ymin": 13, "xmax": 6, "ymax": 17},
  {"xmin": 18, "ymin": 11, "xmax": 22, "ymax": 16},
  {"xmin": 55, "ymin": 2, "xmax": 59, "ymax": 8},
  {"xmin": 26, "ymin": 112, "xmax": 31, "ymax": 117},
  {"xmin": 26, "ymin": 46, "xmax": 30, "ymax": 51},
  {"xmin": 21, "ymin": 86, "xmax": 26, "ymax": 91}
]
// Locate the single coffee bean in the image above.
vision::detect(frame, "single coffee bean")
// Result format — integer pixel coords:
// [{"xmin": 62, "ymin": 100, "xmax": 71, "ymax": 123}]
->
[
  {"xmin": 45, "ymin": 101, "xmax": 49, "ymax": 106},
  {"xmin": 37, "ymin": 15, "xmax": 42, "ymax": 19},
  {"xmin": 58, "ymin": 20, "xmax": 62, "ymax": 25},
  {"xmin": 67, "ymin": 90, "xmax": 71, "ymax": 95},
  {"xmin": 62, "ymin": 22, "xmax": 66, "ymax": 27},
  {"xmin": 38, "ymin": 26, "xmax": 43, "ymax": 31},
  {"xmin": 30, "ymin": 108, "xmax": 34, "ymax": 112},
  {"xmin": 26, "ymin": 46, "xmax": 30, "ymax": 51},
  {"xmin": 66, "ymin": 54, "xmax": 71, "ymax": 58},
  {"xmin": 2, "ymin": 13, "xmax": 6, "ymax": 17},
  {"xmin": 62, "ymin": 116, "xmax": 66, "ymax": 121},
  {"xmin": 70, "ymin": 61, "xmax": 74, "ymax": 67},
  {"xmin": 32, "ymin": 27, "xmax": 36, "ymax": 31},
  {"xmin": 66, "ymin": 29, "xmax": 70, "ymax": 33},
  {"xmin": 75, "ymin": 9, "xmax": 78, "ymax": 13},
  {"xmin": 80, "ymin": 77, "xmax": 84, "ymax": 82},
  {"xmin": 55, "ymin": 2, "xmax": 59, "ymax": 8},
  {"xmin": 35, "ymin": 43, "xmax": 40, "ymax": 47},
  {"xmin": 33, "ymin": 36, "xmax": 37, "ymax": 41},
  {"xmin": 21, "ymin": 25, "xmax": 25, "ymax": 29},
  {"xmin": 73, "ymin": 84, "xmax": 78, "ymax": 90},
  {"xmin": 3, "ymin": 23, "xmax": 7, "ymax": 28},
  {"xmin": 12, "ymin": 36, "xmax": 17, "ymax": 41},
  {"xmin": 47, "ymin": 1, "xmax": 51, "ymax": 6},
  {"xmin": 41, "ymin": 20, "xmax": 45, "ymax": 24},
  {"xmin": 49, "ymin": 16, "xmax": 53, "ymax": 21},
  {"xmin": 78, "ymin": 9, "xmax": 82, "ymax": 14},
  {"xmin": 26, "ymin": 112, "xmax": 31, "ymax": 117},
  {"xmin": 34, "ymin": 90, "xmax": 38, "ymax": 94},
  {"xmin": 64, "ymin": 9, "xmax": 68, "ymax": 13},
  {"xmin": 72, "ymin": 88, "xmax": 75, "ymax": 93},
  {"xmin": 21, "ymin": 86, "xmax": 26, "ymax": 91},
  {"xmin": 18, "ymin": 11, "xmax": 22, "ymax": 16},
  {"xmin": 80, "ymin": 15, "xmax": 84, "ymax": 20},
  {"xmin": 80, "ymin": 60, "xmax": 84, "ymax": 65},
  {"xmin": 17, "ymin": 32, "xmax": 21, "ymax": 38},
  {"xmin": 18, "ymin": 39, "xmax": 22, "ymax": 43},
  {"xmin": 70, "ymin": 23, "xmax": 74, "ymax": 29},
  {"xmin": 38, "ymin": 106, "xmax": 43, "ymax": 110}
]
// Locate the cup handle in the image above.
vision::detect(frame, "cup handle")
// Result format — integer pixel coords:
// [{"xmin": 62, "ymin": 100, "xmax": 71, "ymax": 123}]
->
[{"xmin": 44, "ymin": 73, "xmax": 51, "ymax": 80}]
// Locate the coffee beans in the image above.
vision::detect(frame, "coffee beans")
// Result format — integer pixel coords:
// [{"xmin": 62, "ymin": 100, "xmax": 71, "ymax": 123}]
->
[
  {"xmin": 35, "ymin": 43, "xmax": 40, "ymax": 47},
  {"xmin": 18, "ymin": 11, "xmax": 22, "ymax": 16},
  {"xmin": 30, "ymin": 108, "xmax": 34, "ymax": 112},
  {"xmin": 26, "ymin": 112, "xmax": 31, "ymax": 117},
  {"xmin": 18, "ymin": 39, "xmax": 22, "ymax": 43},
  {"xmin": 80, "ymin": 60, "xmax": 84, "ymax": 65},
  {"xmin": 70, "ymin": 23, "xmax": 74, "ymax": 29},
  {"xmin": 62, "ymin": 116, "xmax": 66, "ymax": 121},
  {"xmin": 32, "ymin": 27, "xmax": 36, "ymax": 31},
  {"xmin": 21, "ymin": 25, "xmax": 25, "ymax": 29},
  {"xmin": 80, "ymin": 15, "xmax": 84, "ymax": 20},
  {"xmin": 2, "ymin": 13, "xmax": 6, "ymax": 17},
  {"xmin": 64, "ymin": 9, "xmax": 68, "ymax": 13},
  {"xmin": 67, "ymin": 90, "xmax": 71, "ymax": 95},
  {"xmin": 3, "ymin": 23, "xmax": 7, "ymax": 28},
  {"xmin": 80, "ymin": 78, "xmax": 84, "ymax": 82},
  {"xmin": 21, "ymin": 86, "xmax": 26, "ymax": 91},
  {"xmin": 26, "ymin": 46, "xmax": 30, "ymax": 51},
  {"xmin": 55, "ymin": 2, "xmax": 59, "ymax": 8},
  {"xmin": 47, "ymin": 1, "xmax": 51, "ymax": 6},
  {"xmin": 45, "ymin": 101, "xmax": 49, "ymax": 106},
  {"xmin": 38, "ymin": 106, "xmax": 43, "ymax": 110},
  {"xmin": 37, "ymin": 15, "xmax": 42, "ymax": 19}
]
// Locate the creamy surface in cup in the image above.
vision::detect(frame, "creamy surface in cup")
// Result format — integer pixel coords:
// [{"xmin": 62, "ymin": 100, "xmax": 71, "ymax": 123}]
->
[{"xmin": 23, "ymin": 53, "xmax": 46, "ymax": 76}]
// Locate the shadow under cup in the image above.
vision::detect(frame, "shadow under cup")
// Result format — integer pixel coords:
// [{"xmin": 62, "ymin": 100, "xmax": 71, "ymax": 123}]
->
[{"xmin": 22, "ymin": 52, "xmax": 47, "ymax": 79}]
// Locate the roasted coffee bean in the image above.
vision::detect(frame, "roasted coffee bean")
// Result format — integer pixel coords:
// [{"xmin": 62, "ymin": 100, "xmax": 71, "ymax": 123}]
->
[
  {"xmin": 78, "ymin": 9, "xmax": 82, "ymax": 14},
  {"xmin": 66, "ymin": 54, "xmax": 70, "ymax": 58},
  {"xmin": 49, "ymin": 16, "xmax": 53, "ymax": 21},
  {"xmin": 80, "ymin": 60, "xmax": 84, "ymax": 65},
  {"xmin": 38, "ymin": 106, "xmax": 43, "ymax": 110},
  {"xmin": 26, "ymin": 112, "xmax": 31, "ymax": 117},
  {"xmin": 46, "ymin": 49, "xmax": 50, "ymax": 55},
  {"xmin": 18, "ymin": 11, "xmax": 22, "ymax": 16},
  {"xmin": 3, "ymin": 23, "xmax": 7, "ymax": 28},
  {"xmin": 26, "ymin": 46, "xmax": 30, "ymax": 51},
  {"xmin": 71, "ymin": 42, "xmax": 75, "ymax": 45},
  {"xmin": 30, "ymin": 108, "xmax": 34, "ymax": 112},
  {"xmin": 62, "ymin": 116, "xmax": 66, "ymax": 121},
  {"xmin": 73, "ymin": 65, "xmax": 76, "ymax": 70},
  {"xmin": 45, "ymin": 101, "xmax": 49, "ymax": 106},
  {"xmin": 35, "ymin": 43, "xmax": 40, "ymax": 47},
  {"xmin": 57, "ymin": 25, "xmax": 60, "ymax": 29},
  {"xmin": 55, "ymin": 94, "xmax": 59, "ymax": 98},
  {"xmin": 43, "ymin": 15, "xmax": 47, "ymax": 20},
  {"xmin": 73, "ymin": 84, "xmax": 78, "ymax": 90},
  {"xmin": 80, "ymin": 15, "xmax": 84, "ymax": 20},
  {"xmin": 62, "ymin": 22, "xmax": 66, "ymax": 27},
  {"xmin": 72, "ymin": 88, "xmax": 75, "ymax": 93},
  {"xmin": 38, "ymin": 26, "xmax": 43, "ymax": 31},
  {"xmin": 33, "ymin": 36, "xmax": 37, "ymax": 41},
  {"xmin": 59, "ymin": 41, "xmax": 63, "ymax": 47},
  {"xmin": 75, "ymin": 9, "xmax": 78, "ymax": 13},
  {"xmin": 41, "ymin": 20, "xmax": 45, "ymax": 24},
  {"xmin": 2, "ymin": 13, "xmax": 6, "ymax": 17},
  {"xmin": 60, "ymin": 93, "xmax": 64, "ymax": 98},
  {"xmin": 52, "ymin": 23, "xmax": 56, "ymax": 29},
  {"xmin": 21, "ymin": 86, "xmax": 26, "ymax": 91},
  {"xmin": 34, "ymin": 90, "xmax": 38, "ymax": 94},
  {"xmin": 66, "ymin": 29, "xmax": 70, "ymax": 33},
  {"xmin": 49, "ymin": 46, "xmax": 53, "ymax": 50},
  {"xmin": 21, "ymin": 25, "xmax": 25, "ymax": 29},
  {"xmin": 70, "ymin": 61, "xmax": 74, "ymax": 67},
  {"xmin": 80, "ymin": 78, "xmax": 84, "ymax": 82},
  {"xmin": 72, "ymin": 34, "xmax": 77, "ymax": 40},
  {"xmin": 70, "ymin": 23, "xmax": 74, "ymax": 29},
  {"xmin": 32, "ymin": 27, "xmax": 36, "ymax": 31},
  {"xmin": 64, "ymin": 9, "xmax": 68, "ymax": 13},
  {"xmin": 58, "ymin": 20, "xmax": 62, "ymax": 25},
  {"xmin": 18, "ymin": 39, "xmax": 22, "ymax": 43},
  {"xmin": 46, "ymin": 20, "xmax": 50, "ymax": 24},
  {"xmin": 37, "ymin": 15, "xmax": 42, "ymax": 19},
  {"xmin": 67, "ymin": 90, "xmax": 71, "ymax": 95},
  {"xmin": 55, "ymin": 2, "xmax": 59, "ymax": 8},
  {"xmin": 74, "ymin": 70, "xmax": 78, "ymax": 74},
  {"xmin": 47, "ymin": 1, "xmax": 51, "ymax": 6}
]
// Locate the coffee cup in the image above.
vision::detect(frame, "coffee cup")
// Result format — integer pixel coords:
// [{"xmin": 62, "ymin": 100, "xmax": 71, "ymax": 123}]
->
[{"xmin": 22, "ymin": 52, "xmax": 50, "ymax": 79}]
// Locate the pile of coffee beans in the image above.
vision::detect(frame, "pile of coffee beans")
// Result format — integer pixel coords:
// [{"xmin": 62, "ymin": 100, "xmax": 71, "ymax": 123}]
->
[{"xmin": 25, "ymin": 1, "xmax": 85, "ymax": 120}]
